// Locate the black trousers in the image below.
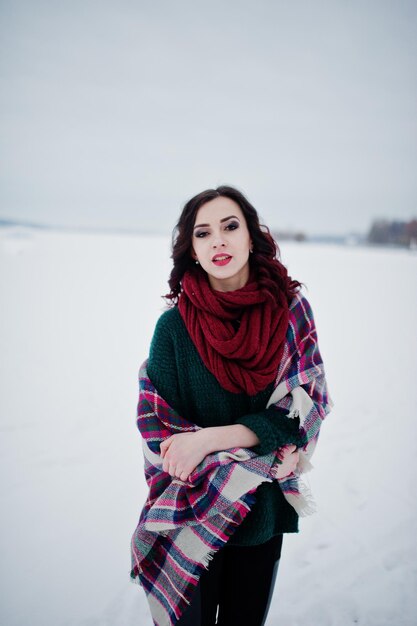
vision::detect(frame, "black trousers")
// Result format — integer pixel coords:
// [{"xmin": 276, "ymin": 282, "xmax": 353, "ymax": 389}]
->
[{"xmin": 177, "ymin": 534, "xmax": 283, "ymax": 626}]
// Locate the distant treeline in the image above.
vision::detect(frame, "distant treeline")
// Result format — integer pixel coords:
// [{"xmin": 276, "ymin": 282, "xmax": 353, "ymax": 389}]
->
[
  {"xmin": 271, "ymin": 230, "xmax": 307, "ymax": 242},
  {"xmin": 367, "ymin": 219, "xmax": 417, "ymax": 247}
]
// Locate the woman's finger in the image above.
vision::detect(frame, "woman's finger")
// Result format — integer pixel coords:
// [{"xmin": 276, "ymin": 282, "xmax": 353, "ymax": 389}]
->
[{"xmin": 160, "ymin": 437, "xmax": 174, "ymax": 459}]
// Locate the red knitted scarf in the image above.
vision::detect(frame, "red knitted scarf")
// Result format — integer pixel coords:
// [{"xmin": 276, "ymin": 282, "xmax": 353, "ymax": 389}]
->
[{"xmin": 178, "ymin": 270, "xmax": 289, "ymax": 395}]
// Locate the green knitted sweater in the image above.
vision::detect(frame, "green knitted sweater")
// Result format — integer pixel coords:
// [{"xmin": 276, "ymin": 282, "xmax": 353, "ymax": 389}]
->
[{"xmin": 147, "ymin": 306, "xmax": 305, "ymax": 548}]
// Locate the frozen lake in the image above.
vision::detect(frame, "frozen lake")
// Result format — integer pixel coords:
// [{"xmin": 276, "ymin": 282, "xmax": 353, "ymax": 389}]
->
[{"xmin": 1, "ymin": 227, "xmax": 416, "ymax": 625}]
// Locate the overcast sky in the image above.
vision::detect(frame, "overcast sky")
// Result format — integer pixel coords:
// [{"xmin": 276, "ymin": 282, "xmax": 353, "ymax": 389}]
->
[{"xmin": 1, "ymin": 0, "xmax": 416, "ymax": 236}]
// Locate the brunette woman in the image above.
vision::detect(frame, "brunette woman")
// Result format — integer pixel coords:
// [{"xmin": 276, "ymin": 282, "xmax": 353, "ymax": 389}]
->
[{"xmin": 131, "ymin": 185, "xmax": 331, "ymax": 626}]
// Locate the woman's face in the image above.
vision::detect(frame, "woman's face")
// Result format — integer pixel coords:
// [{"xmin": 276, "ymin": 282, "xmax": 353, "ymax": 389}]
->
[{"xmin": 191, "ymin": 196, "xmax": 253, "ymax": 292}]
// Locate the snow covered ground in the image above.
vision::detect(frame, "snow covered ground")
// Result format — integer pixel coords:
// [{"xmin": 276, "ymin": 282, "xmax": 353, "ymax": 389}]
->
[{"xmin": 0, "ymin": 227, "xmax": 416, "ymax": 626}]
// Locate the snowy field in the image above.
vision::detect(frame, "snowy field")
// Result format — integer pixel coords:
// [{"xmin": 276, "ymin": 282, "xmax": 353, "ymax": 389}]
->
[{"xmin": 0, "ymin": 227, "xmax": 416, "ymax": 626}]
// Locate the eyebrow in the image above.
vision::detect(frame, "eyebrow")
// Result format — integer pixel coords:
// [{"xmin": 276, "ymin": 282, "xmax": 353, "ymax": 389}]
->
[{"xmin": 193, "ymin": 215, "xmax": 240, "ymax": 230}]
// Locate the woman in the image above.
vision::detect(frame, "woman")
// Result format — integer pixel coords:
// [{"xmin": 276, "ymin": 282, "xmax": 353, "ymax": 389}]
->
[{"xmin": 131, "ymin": 186, "xmax": 332, "ymax": 626}]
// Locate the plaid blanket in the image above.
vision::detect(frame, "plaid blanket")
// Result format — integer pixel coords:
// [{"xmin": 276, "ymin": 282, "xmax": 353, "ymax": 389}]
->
[{"xmin": 130, "ymin": 293, "xmax": 332, "ymax": 626}]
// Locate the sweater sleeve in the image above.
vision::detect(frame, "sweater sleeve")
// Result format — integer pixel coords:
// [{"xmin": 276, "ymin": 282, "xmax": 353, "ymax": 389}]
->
[
  {"xmin": 235, "ymin": 407, "xmax": 307, "ymax": 456},
  {"xmin": 147, "ymin": 310, "xmax": 183, "ymax": 414}
]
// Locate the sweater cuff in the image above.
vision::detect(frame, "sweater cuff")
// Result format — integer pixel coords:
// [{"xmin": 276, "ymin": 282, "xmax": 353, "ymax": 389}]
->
[{"xmin": 235, "ymin": 407, "xmax": 305, "ymax": 456}]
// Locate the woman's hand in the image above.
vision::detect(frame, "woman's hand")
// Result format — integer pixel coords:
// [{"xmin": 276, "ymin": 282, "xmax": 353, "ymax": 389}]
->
[
  {"xmin": 159, "ymin": 431, "xmax": 209, "ymax": 482},
  {"xmin": 274, "ymin": 444, "xmax": 300, "ymax": 479}
]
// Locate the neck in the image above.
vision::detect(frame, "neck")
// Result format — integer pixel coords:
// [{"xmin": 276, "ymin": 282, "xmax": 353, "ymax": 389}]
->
[{"xmin": 207, "ymin": 266, "xmax": 250, "ymax": 292}]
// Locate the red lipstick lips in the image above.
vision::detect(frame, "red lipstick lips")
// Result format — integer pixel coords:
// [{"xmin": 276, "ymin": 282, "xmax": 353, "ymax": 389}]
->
[{"xmin": 212, "ymin": 254, "xmax": 232, "ymax": 266}]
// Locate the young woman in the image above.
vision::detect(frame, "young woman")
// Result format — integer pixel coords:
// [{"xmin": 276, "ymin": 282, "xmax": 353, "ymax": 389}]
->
[{"xmin": 131, "ymin": 186, "xmax": 332, "ymax": 626}]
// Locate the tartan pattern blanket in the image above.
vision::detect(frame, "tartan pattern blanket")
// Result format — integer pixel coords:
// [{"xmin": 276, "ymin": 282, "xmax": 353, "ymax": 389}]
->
[{"xmin": 130, "ymin": 293, "xmax": 332, "ymax": 626}]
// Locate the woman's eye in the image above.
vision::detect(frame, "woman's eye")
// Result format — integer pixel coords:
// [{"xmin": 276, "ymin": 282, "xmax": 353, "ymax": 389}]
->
[
  {"xmin": 195, "ymin": 231, "xmax": 208, "ymax": 238},
  {"xmin": 225, "ymin": 222, "xmax": 239, "ymax": 231}
]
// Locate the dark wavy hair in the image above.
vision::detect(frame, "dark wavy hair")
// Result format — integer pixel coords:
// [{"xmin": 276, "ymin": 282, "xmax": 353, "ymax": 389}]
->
[{"xmin": 164, "ymin": 185, "xmax": 301, "ymax": 305}]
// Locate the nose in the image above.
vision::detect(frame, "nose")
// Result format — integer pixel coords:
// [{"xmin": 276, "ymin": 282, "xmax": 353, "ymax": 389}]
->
[{"xmin": 212, "ymin": 234, "xmax": 226, "ymax": 248}]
